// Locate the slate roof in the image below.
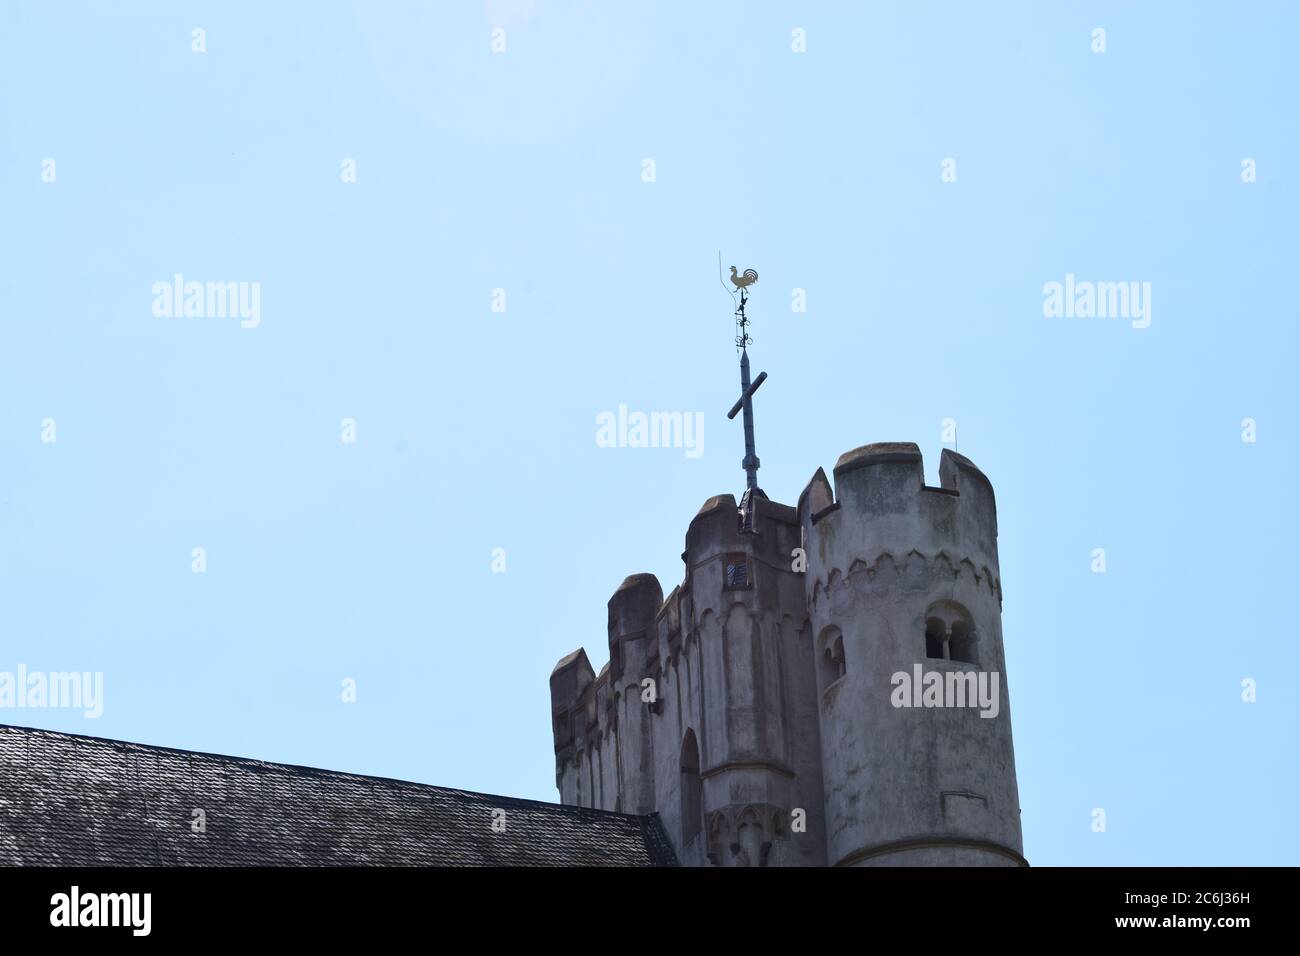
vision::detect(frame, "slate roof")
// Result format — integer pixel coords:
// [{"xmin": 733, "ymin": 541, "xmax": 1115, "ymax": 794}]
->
[{"xmin": 0, "ymin": 724, "xmax": 677, "ymax": 867}]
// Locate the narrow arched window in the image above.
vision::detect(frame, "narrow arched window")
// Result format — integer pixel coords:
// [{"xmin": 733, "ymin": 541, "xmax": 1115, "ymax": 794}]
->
[
  {"xmin": 680, "ymin": 729, "xmax": 702, "ymax": 844},
  {"xmin": 817, "ymin": 626, "xmax": 846, "ymax": 688}
]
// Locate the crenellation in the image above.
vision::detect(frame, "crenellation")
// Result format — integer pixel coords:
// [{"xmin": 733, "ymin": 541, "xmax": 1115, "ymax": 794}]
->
[{"xmin": 549, "ymin": 442, "xmax": 1023, "ymax": 866}]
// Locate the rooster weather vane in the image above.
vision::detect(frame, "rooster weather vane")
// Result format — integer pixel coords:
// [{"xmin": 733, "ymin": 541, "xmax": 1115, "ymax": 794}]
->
[{"xmin": 720, "ymin": 260, "xmax": 767, "ymax": 533}]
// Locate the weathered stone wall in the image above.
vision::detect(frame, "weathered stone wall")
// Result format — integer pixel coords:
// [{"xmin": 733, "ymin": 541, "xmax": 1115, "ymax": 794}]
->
[
  {"xmin": 549, "ymin": 492, "xmax": 828, "ymax": 865},
  {"xmin": 550, "ymin": 442, "xmax": 1024, "ymax": 867},
  {"xmin": 798, "ymin": 444, "xmax": 1024, "ymax": 867},
  {"xmin": 674, "ymin": 494, "xmax": 826, "ymax": 866}
]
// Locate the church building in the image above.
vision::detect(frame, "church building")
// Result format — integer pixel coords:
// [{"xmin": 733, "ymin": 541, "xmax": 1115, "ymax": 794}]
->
[
  {"xmin": 549, "ymin": 443, "xmax": 1026, "ymax": 866},
  {"xmin": 548, "ymin": 279, "xmax": 1026, "ymax": 866},
  {"xmin": 1, "ymin": 281, "xmax": 1023, "ymax": 868}
]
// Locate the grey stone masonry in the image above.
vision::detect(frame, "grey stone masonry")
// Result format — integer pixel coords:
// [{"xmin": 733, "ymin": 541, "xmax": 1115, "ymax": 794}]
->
[{"xmin": 550, "ymin": 443, "xmax": 1026, "ymax": 867}]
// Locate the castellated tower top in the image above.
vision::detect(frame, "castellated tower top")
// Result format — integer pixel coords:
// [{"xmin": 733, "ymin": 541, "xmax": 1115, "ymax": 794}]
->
[
  {"xmin": 547, "ymin": 440, "xmax": 1023, "ymax": 867},
  {"xmin": 799, "ymin": 442, "xmax": 1001, "ymax": 603}
]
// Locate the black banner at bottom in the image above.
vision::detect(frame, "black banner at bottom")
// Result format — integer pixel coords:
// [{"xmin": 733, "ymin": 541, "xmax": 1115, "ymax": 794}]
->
[{"xmin": 0, "ymin": 866, "xmax": 1280, "ymax": 941}]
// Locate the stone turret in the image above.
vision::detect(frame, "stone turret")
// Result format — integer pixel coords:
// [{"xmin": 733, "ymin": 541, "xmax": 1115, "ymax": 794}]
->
[
  {"xmin": 549, "ymin": 443, "xmax": 1025, "ymax": 867},
  {"xmin": 798, "ymin": 444, "xmax": 1023, "ymax": 866},
  {"xmin": 677, "ymin": 491, "xmax": 824, "ymax": 866}
]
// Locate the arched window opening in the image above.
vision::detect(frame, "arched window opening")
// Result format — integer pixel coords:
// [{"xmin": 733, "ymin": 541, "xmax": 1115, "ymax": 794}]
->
[
  {"xmin": 680, "ymin": 730, "xmax": 702, "ymax": 845},
  {"xmin": 817, "ymin": 626, "xmax": 846, "ymax": 688},
  {"xmin": 923, "ymin": 602, "xmax": 978, "ymax": 665}
]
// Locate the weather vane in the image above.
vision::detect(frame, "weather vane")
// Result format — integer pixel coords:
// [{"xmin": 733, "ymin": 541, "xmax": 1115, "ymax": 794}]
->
[
  {"xmin": 719, "ymin": 258, "xmax": 767, "ymax": 533},
  {"xmin": 729, "ymin": 266, "xmax": 759, "ymax": 351}
]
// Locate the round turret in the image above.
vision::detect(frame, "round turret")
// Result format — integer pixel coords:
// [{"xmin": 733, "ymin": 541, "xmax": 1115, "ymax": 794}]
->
[{"xmin": 798, "ymin": 443, "xmax": 1024, "ymax": 866}]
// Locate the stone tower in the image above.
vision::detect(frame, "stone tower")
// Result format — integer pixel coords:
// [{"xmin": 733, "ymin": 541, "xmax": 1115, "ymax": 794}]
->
[{"xmin": 549, "ymin": 442, "xmax": 1025, "ymax": 867}]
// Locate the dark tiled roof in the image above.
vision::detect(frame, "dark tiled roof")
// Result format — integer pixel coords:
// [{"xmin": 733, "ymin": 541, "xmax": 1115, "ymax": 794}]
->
[{"xmin": 0, "ymin": 724, "xmax": 677, "ymax": 867}]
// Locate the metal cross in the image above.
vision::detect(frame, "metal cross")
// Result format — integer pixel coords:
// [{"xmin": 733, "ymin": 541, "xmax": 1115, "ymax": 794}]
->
[{"xmin": 725, "ymin": 282, "xmax": 768, "ymax": 530}]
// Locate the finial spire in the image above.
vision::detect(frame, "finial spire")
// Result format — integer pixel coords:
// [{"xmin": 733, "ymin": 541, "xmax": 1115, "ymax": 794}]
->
[{"xmin": 725, "ymin": 266, "xmax": 767, "ymax": 532}]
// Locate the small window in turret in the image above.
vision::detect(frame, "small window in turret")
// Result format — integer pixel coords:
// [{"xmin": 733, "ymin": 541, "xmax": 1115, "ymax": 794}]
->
[
  {"xmin": 818, "ymin": 626, "xmax": 845, "ymax": 688},
  {"xmin": 828, "ymin": 635, "xmax": 845, "ymax": 680},
  {"xmin": 680, "ymin": 730, "xmax": 703, "ymax": 844},
  {"xmin": 924, "ymin": 603, "xmax": 978, "ymax": 665},
  {"xmin": 723, "ymin": 553, "xmax": 751, "ymax": 590}
]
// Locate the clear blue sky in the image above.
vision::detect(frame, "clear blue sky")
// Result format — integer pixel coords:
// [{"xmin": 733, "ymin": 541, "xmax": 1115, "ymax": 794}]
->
[{"xmin": 1, "ymin": 2, "xmax": 1295, "ymax": 866}]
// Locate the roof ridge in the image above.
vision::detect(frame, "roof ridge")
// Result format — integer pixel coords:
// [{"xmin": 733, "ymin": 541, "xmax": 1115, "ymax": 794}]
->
[{"xmin": 0, "ymin": 722, "xmax": 647, "ymax": 822}]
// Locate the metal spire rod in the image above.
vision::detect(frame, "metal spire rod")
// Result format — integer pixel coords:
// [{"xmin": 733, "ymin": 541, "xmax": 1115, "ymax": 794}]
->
[{"xmin": 724, "ymin": 267, "xmax": 766, "ymax": 525}]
